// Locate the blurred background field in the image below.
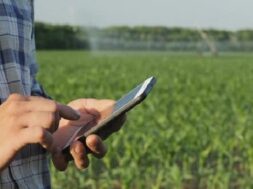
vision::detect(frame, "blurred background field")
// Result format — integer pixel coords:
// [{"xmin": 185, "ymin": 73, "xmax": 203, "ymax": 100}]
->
[
  {"xmin": 37, "ymin": 51, "xmax": 253, "ymax": 189},
  {"xmin": 34, "ymin": 0, "xmax": 253, "ymax": 188}
]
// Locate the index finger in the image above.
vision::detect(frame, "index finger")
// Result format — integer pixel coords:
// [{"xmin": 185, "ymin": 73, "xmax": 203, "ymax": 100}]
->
[
  {"xmin": 57, "ymin": 103, "xmax": 80, "ymax": 121},
  {"xmin": 25, "ymin": 96, "xmax": 80, "ymax": 120}
]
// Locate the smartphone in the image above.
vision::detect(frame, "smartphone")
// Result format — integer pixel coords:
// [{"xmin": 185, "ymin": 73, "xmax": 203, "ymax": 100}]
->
[{"xmin": 62, "ymin": 76, "xmax": 156, "ymax": 160}]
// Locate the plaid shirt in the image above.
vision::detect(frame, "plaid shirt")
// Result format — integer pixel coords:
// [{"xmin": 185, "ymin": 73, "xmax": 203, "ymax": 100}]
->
[{"xmin": 0, "ymin": 0, "xmax": 51, "ymax": 188}]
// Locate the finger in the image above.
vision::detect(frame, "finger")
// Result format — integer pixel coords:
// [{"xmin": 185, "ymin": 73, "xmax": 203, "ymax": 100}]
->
[
  {"xmin": 26, "ymin": 97, "xmax": 80, "ymax": 121},
  {"xmin": 20, "ymin": 127, "xmax": 54, "ymax": 152},
  {"xmin": 26, "ymin": 96, "xmax": 58, "ymax": 112},
  {"xmin": 20, "ymin": 112, "xmax": 59, "ymax": 132},
  {"xmin": 54, "ymin": 111, "xmax": 60, "ymax": 132},
  {"xmin": 8, "ymin": 93, "xmax": 28, "ymax": 101},
  {"xmin": 70, "ymin": 141, "xmax": 89, "ymax": 170},
  {"xmin": 57, "ymin": 103, "xmax": 80, "ymax": 121},
  {"xmin": 52, "ymin": 148, "xmax": 68, "ymax": 171},
  {"xmin": 86, "ymin": 135, "xmax": 107, "ymax": 159}
]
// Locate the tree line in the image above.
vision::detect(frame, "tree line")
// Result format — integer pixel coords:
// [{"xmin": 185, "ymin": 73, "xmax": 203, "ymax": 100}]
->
[
  {"xmin": 35, "ymin": 22, "xmax": 253, "ymax": 51},
  {"xmin": 35, "ymin": 22, "xmax": 89, "ymax": 49}
]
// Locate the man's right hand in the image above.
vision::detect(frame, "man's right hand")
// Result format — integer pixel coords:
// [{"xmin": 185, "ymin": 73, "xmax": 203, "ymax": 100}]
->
[{"xmin": 0, "ymin": 94, "xmax": 80, "ymax": 171}]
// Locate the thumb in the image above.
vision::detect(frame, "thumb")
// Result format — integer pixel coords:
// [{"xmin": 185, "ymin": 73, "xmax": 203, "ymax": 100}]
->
[{"xmin": 52, "ymin": 147, "xmax": 69, "ymax": 171}]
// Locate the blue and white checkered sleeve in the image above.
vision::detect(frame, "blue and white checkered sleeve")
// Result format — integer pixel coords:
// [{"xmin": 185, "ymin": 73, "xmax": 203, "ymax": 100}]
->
[
  {"xmin": 29, "ymin": 6, "xmax": 51, "ymax": 99},
  {"xmin": 30, "ymin": 29, "xmax": 51, "ymax": 98}
]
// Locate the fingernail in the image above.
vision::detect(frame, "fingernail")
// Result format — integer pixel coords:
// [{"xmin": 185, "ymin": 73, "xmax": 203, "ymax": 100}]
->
[
  {"xmin": 75, "ymin": 145, "xmax": 83, "ymax": 155},
  {"xmin": 73, "ymin": 110, "xmax": 80, "ymax": 119}
]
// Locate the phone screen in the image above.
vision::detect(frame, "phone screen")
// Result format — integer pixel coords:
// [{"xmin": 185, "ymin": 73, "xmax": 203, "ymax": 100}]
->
[
  {"xmin": 113, "ymin": 76, "xmax": 155, "ymax": 113},
  {"xmin": 113, "ymin": 84, "xmax": 142, "ymax": 112}
]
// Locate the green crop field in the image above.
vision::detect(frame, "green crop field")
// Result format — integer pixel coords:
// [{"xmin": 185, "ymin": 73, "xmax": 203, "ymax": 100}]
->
[{"xmin": 37, "ymin": 51, "xmax": 253, "ymax": 189}]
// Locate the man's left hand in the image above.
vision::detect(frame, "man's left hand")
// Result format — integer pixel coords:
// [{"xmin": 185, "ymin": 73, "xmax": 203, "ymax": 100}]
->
[{"xmin": 51, "ymin": 98, "xmax": 126, "ymax": 171}]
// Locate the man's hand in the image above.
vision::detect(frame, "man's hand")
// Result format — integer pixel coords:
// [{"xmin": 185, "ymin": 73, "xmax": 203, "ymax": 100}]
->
[
  {"xmin": 0, "ymin": 94, "xmax": 80, "ymax": 171},
  {"xmin": 52, "ymin": 98, "xmax": 126, "ymax": 171}
]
